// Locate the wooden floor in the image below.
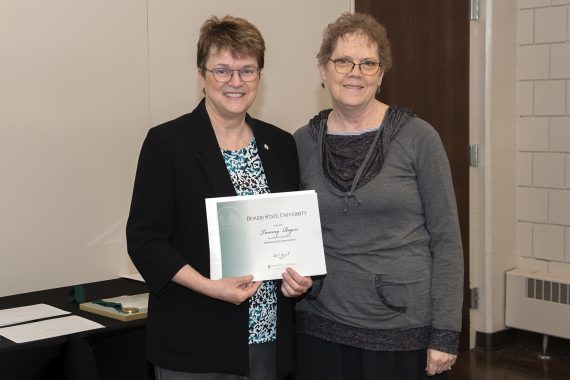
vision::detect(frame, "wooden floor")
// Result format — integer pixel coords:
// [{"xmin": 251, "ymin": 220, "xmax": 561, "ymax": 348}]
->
[{"xmin": 449, "ymin": 344, "xmax": 570, "ymax": 380}]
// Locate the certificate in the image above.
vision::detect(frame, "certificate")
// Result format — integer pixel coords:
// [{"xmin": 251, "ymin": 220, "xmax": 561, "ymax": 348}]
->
[{"xmin": 206, "ymin": 190, "xmax": 326, "ymax": 281}]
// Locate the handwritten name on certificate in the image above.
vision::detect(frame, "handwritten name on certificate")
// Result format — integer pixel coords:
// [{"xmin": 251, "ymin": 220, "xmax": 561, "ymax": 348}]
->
[{"xmin": 206, "ymin": 190, "xmax": 326, "ymax": 281}]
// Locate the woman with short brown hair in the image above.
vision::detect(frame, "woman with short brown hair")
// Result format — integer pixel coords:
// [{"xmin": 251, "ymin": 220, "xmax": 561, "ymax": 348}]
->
[{"xmin": 127, "ymin": 15, "xmax": 311, "ymax": 380}]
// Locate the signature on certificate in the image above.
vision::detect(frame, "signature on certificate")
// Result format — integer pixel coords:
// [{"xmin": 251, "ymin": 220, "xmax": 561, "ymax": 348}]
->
[
  {"xmin": 272, "ymin": 250, "xmax": 291, "ymax": 259},
  {"xmin": 259, "ymin": 225, "xmax": 299, "ymax": 239}
]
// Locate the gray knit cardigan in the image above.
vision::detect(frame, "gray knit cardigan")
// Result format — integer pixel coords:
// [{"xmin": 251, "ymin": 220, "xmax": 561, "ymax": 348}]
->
[{"xmin": 294, "ymin": 110, "xmax": 464, "ymax": 354}]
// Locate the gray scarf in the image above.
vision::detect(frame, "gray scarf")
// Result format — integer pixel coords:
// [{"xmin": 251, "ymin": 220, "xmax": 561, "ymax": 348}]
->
[{"xmin": 308, "ymin": 105, "xmax": 415, "ymax": 211}]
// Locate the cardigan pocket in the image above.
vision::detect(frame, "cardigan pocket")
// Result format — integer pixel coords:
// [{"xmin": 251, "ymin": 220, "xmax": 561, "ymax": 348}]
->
[
  {"xmin": 309, "ymin": 270, "xmax": 412, "ymax": 328},
  {"xmin": 374, "ymin": 274, "xmax": 407, "ymax": 314},
  {"xmin": 373, "ymin": 273, "xmax": 431, "ymax": 325}
]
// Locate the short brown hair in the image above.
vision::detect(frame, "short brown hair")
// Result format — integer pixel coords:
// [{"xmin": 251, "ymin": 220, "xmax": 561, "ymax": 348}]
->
[
  {"xmin": 317, "ymin": 12, "xmax": 392, "ymax": 73},
  {"xmin": 197, "ymin": 15, "xmax": 265, "ymax": 74}
]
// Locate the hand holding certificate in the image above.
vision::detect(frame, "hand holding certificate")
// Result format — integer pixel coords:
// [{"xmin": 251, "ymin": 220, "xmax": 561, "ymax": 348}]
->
[{"xmin": 206, "ymin": 190, "xmax": 327, "ymax": 281}]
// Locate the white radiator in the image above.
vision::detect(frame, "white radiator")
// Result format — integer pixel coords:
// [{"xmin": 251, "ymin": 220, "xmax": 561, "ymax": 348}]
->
[{"xmin": 505, "ymin": 268, "xmax": 570, "ymax": 339}]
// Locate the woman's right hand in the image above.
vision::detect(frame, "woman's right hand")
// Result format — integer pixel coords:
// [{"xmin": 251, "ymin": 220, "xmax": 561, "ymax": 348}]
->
[
  {"xmin": 173, "ymin": 265, "xmax": 260, "ymax": 305},
  {"xmin": 203, "ymin": 275, "xmax": 261, "ymax": 305}
]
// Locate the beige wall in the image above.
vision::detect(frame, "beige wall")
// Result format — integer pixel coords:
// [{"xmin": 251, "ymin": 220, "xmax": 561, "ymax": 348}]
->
[
  {"xmin": 148, "ymin": 0, "xmax": 351, "ymax": 130},
  {"xmin": 0, "ymin": 1, "xmax": 150, "ymax": 297},
  {"xmin": 0, "ymin": 0, "xmax": 350, "ymax": 297}
]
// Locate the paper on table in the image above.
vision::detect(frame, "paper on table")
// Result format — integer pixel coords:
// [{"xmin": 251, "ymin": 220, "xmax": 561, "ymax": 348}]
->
[
  {"xmin": 0, "ymin": 315, "xmax": 103, "ymax": 343},
  {"xmin": 0, "ymin": 304, "xmax": 70, "ymax": 327}
]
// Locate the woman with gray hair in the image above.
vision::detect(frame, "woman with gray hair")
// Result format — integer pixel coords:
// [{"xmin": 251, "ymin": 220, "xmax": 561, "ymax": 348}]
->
[{"xmin": 294, "ymin": 12, "xmax": 463, "ymax": 379}]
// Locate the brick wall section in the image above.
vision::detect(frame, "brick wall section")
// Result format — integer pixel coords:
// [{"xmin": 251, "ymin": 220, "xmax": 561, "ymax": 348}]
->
[{"xmin": 517, "ymin": 0, "xmax": 570, "ymax": 275}]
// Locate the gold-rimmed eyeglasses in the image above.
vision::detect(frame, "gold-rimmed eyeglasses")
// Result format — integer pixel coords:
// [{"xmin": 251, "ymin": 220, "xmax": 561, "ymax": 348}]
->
[
  {"xmin": 329, "ymin": 58, "xmax": 382, "ymax": 76},
  {"xmin": 204, "ymin": 66, "xmax": 260, "ymax": 83}
]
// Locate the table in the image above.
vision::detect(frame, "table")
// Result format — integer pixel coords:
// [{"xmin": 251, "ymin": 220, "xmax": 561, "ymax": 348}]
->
[{"xmin": 0, "ymin": 278, "xmax": 153, "ymax": 380}]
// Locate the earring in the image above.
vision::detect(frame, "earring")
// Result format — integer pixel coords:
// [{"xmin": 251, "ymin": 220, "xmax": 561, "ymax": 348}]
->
[
  {"xmin": 321, "ymin": 81, "xmax": 325, "ymax": 89},
  {"xmin": 202, "ymin": 88, "xmax": 206, "ymax": 95}
]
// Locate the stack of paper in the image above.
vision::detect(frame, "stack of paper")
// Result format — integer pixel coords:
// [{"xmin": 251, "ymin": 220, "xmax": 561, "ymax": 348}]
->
[{"xmin": 0, "ymin": 304, "xmax": 103, "ymax": 343}]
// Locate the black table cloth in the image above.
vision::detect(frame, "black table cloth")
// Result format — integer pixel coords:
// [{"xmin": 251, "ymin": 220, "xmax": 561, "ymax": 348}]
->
[{"xmin": 0, "ymin": 278, "xmax": 153, "ymax": 380}]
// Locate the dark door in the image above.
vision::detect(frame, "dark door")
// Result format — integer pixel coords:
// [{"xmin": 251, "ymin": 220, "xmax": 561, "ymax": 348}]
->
[{"xmin": 355, "ymin": 0, "xmax": 471, "ymax": 352}]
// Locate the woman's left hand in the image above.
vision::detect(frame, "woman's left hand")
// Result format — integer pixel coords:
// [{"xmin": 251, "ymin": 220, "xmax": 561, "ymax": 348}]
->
[
  {"xmin": 281, "ymin": 267, "xmax": 313, "ymax": 297},
  {"xmin": 425, "ymin": 348, "xmax": 457, "ymax": 376}
]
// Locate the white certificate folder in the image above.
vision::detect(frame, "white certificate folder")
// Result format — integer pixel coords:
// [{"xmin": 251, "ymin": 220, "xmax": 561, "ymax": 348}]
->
[{"xmin": 206, "ymin": 190, "xmax": 326, "ymax": 281}]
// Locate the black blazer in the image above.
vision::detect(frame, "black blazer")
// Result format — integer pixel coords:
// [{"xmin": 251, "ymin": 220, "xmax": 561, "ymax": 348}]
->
[{"xmin": 126, "ymin": 99, "xmax": 299, "ymax": 376}]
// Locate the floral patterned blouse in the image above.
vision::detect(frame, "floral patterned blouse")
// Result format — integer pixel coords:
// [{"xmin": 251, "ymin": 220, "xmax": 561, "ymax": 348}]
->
[{"xmin": 221, "ymin": 137, "xmax": 277, "ymax": 344}]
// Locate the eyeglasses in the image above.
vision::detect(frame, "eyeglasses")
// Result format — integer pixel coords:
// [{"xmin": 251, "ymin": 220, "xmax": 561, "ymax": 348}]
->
[
  {"xmin": 204, "ymin": 66, "xmax": 260, "ymax": 83},
  {"xmin": 329, "ymin": 58, "xmax": 382, "ymax": 76}
]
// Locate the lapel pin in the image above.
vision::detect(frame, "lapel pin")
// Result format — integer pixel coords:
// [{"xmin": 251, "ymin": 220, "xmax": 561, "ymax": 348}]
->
[{"xmin": 264, "ymin": 144, "xmax": 269, "ymax": 150}]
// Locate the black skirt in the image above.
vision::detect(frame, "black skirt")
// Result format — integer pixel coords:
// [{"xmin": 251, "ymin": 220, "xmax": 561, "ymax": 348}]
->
[{"xmin": 295, "ymin": 334, "xmax": 448, "ymax": 380}]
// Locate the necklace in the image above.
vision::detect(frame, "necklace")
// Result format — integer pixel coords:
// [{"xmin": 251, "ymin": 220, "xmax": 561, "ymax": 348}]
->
[{"xmin": 213, "ymin": 122, "xmax": 253, "ymax": 151}]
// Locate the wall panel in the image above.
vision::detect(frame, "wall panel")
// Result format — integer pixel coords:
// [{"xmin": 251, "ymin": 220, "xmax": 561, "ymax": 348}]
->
[{"xmin": 0, "ymin": 0, "xmax": 351, "ymax": 296}]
